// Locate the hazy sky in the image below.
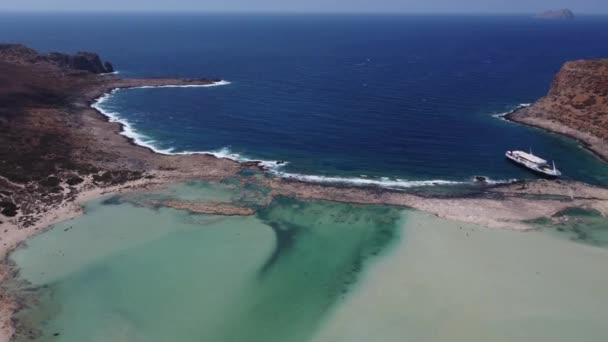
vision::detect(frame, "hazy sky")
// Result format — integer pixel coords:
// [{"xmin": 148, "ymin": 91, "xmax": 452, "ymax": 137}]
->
[{"xmin": 1, "ymin": 0, "xmax": 607, "ymax": 14}]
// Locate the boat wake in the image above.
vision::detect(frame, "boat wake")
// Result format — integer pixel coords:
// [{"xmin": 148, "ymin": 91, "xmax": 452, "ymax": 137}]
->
[{"xmin": 92, "ymin": 85, "xmax": 518, "ymax": 190}]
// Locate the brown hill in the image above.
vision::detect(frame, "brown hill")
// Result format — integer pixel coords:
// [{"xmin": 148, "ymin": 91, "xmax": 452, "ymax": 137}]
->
[
  {"xmin": 0, "ymin": 44, "xmax": 114, "ymax": 74},
  {"xmin": 507, "ymin": 59, "xmax": 608, "ymax": 160},
  {"xmin": 0, "ymin": 44, "xmax": 232, "ymax": 222}
]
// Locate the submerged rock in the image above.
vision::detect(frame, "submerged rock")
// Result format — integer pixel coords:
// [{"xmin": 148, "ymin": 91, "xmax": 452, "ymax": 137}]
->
[{"xmin": 474, "ymin": 176, "xmax": 488, "ymax": 183}]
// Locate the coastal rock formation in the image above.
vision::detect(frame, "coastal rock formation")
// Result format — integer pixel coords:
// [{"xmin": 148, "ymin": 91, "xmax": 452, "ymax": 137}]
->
[
  {"xmin": 45, "ymin": 51, "xmax": 114, "ymax": 74},
  {"xmin": 537, "ymin": 9, "xmax": 575, "ymax": 19},
  {"xmin": 507, "ymin": 59, "xmax": 608, "ymax": 160},
  {"xmin": 0, "ymin": 44, "xmax": 236, "ymax": 223},
  {"xmin": 0, "ymin": 44, "xmax": 114, "ymax": 74}
]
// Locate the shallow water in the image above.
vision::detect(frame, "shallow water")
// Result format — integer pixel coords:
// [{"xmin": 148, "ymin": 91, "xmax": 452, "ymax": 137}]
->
[
  {"xmin": 7, "ymin": 182, "xmax": 402, "ymax": 342},
  {"xmin": 314, "ymin": 211, "xmax": 608, "ymax": 342},
  {"xmin": 6, "ymin": 182, "xmax": 608, "ymax": 341},
  {"xmin": 527, "ymin": 207, "xmax": 608, "ymax": 247}
]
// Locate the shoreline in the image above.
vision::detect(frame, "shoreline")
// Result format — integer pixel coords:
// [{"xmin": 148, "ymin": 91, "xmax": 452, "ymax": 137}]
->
[
  {"xmin": 2, "ymin": 51, "xmax": 608, "ymax": 341},
  {"xmin": 90, "ymin": 84, "xmax": 523, "ymax": 189},
  {"xmin": 0, "ymin": 173, "xmax": 177, "ymax": 342},
  {"xmin": 505, "ymin": 108, "xmax": 608, "ymax": 163},
  {"xmin": 88, "ymin": 78, "xmax": 233, "ymax": 156},
  {"xmin": 503, "ymin": 59, "xmax": 608, "ymax": 164}
]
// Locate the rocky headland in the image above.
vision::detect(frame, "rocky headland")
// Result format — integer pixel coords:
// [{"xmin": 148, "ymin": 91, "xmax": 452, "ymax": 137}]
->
[
  {"xmin": 1, "ymin": 44, "xmax": 608, "ymax": 341},
  {"xmin": 507, "ymin": 59, "xmax": 608, "ymax": 161},
  {"xmin": 0, "ymin": 44, "xmax": 238, "ymax": 223}
]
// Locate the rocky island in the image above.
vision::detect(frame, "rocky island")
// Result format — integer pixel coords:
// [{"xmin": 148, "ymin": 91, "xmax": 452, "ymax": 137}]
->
[
  {"xmin": 507, "ymin": 59, "xmax": 608, "ymax": 161},
  {"xmin": 1, "ymin": 44, "xmax": 608, "ymax": 341},
  {"xmin": 536, "ymin": 9, "xmax": 575, "ymax": 19}
]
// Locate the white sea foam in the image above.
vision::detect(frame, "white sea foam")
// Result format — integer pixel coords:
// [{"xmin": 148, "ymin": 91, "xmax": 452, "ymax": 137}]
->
[
  {"xmin": 172, "ymin": 147, "xmax": 251, "ymax": 161},
  {"xmin": 492, "ymin": 103, "xmax": 531, "ymax": 119},
  {"xmin": 92, "ymin": 93, "xmax": 176, "ymax": 154},
  {"xmin": 262, "ymin": 169, "xmax": 516, "ymax": 189},
  {"xmin": 271, "ymin": 172, "xmax": 467, "ymax": 189},
  {"xmin": 92, "ymin": 80, "xmax": 232, "ymax": 155},
  {"xmin": 92, "ymin": 82, "xmax": 517, "ymax": 190},
  {"xmin": 100, "ymin": 70, "xmax": 120, "ymax": 76},
  {"xmin": 135, "ymin": 80, "xmax": 232, "ymax": 89}
]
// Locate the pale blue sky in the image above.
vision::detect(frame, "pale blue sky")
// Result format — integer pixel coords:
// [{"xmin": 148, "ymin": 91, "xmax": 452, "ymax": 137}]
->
[{"xmin": 1, "ymin": 0, "xmax": 607, "ymax": 14}]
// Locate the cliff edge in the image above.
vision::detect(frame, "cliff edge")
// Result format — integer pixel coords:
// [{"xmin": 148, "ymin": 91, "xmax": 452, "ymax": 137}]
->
[
  {"xmin": 0, "ymin": 44, "xmax": 114, "ymax": 74},
  {"xmin": 0, "ymin": 44, "xmax": 232, "ymax": 223},
  {"xmin": 507, "ymin": 59, "xmax": 608, "ymax": 160}
]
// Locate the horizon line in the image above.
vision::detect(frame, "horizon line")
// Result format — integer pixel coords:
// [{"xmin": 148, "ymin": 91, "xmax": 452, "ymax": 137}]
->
[{"xmin": 1, "ymin": 9, "xmax": 607, "ymax": 15}]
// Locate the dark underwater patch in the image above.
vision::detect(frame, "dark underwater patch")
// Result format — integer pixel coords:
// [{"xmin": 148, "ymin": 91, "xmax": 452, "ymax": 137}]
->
[
  {"xmin": 101, "ymin": 195, "xmax": 123, "ymax": 206},
  {"xmin": 528, "ymin": 207, "xmax": 608, "ymax": 247},
  {"xmin": 255, "ymin": 196, "xmax": 402, "ymax": 296}
]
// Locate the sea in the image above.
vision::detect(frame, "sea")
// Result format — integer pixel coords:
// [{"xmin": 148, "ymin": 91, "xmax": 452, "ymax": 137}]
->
[
  {"xmin": 3, "ymin": 14, "xmax": 608, "ymax": 342},
  {"xmin": 2, "ymin": 13, "xmax": 608, "ymax": 187}
]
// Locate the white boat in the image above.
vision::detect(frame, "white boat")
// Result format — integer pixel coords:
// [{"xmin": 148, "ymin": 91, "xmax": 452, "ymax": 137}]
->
[{"xmin": 505, "ymin": 150, "xmax": 562, "ymax": 177}]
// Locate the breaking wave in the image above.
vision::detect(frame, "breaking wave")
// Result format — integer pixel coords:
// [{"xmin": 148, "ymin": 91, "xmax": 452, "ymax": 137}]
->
[
  {"xmin": 92, "ymin": 86, "xmax": 517, "ymax": 190},
  {"xmin": 173, "ymin": 148, "xmax": 517, "ymax": 189},
  {"xmin": 91, "ymin": 80, "xmax": 233, "ymax": 155},
  {"xmin": 263, "ymin": 168, "xmax": 516, "ymax": 189},
  {"xmin": 134, "ymin": 80, "xmax": 232, "ymax": 89},
  {"xmin": 492, "ymin": 103, "xmax": 531, "ymax": 120}
]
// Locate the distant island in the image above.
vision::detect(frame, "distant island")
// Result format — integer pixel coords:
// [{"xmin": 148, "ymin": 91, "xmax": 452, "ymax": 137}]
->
[{"xmin": 537, "ymin": 9, "xmax": 575, "ymax": 19}]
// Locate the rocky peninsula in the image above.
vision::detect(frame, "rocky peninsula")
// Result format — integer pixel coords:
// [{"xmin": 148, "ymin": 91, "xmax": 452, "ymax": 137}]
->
[
  {"xmin": 1, "ymin": 45, "xmax": 608, "ymax": 341},
  {"xmin": 507, "ymin": 59, "xmax": 608, "ymax": 161}
]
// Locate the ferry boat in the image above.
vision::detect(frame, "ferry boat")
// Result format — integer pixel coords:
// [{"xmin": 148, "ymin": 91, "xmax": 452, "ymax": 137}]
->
[{"xmin": 505, "ymin": 150, "xmax": 562, "ymax": 178}]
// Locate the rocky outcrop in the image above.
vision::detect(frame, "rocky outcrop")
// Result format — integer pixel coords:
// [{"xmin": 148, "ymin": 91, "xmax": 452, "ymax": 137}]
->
[
  {"xmin": 0, "ymin": 44, "xmax": 114, "ymax": 74},
  {"xmin": 537, "ymin": 9, "xmax": 575, "ymax": 19},
  {"xmin": 44, "ymin": 52, "xmax": 114, "ymax": 74},
  {"xmin": 507, "ymin": 59, "xmax": 608, "ymax": 160},
  {"xmin": 0, "ymin": 43, "xmax": 227, "ymax": 223}
]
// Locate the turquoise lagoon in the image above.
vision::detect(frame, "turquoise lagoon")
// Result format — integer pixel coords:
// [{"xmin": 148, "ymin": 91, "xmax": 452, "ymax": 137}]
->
[{"xmin": 6, "ymin": 181, "xmax": 608, "ymax": 341}]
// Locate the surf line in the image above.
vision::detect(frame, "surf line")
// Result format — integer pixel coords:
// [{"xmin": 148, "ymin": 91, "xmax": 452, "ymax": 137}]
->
[
  {"xmin": 492, "ymin": 103, "xmax": 531, "ymax": 121},
  {"xmin": 91, "ymin": 80, "xmax": 232, "ymax": 154},
  {"xmin": 92, "ymin": 82, "xmax": 516, "ymax": 189}
]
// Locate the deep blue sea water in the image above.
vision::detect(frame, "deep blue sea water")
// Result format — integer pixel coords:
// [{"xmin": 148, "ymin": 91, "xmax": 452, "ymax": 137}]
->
[{"xmin": 2, "ymin": 14, "xmax": 608, "ymax": 186}]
